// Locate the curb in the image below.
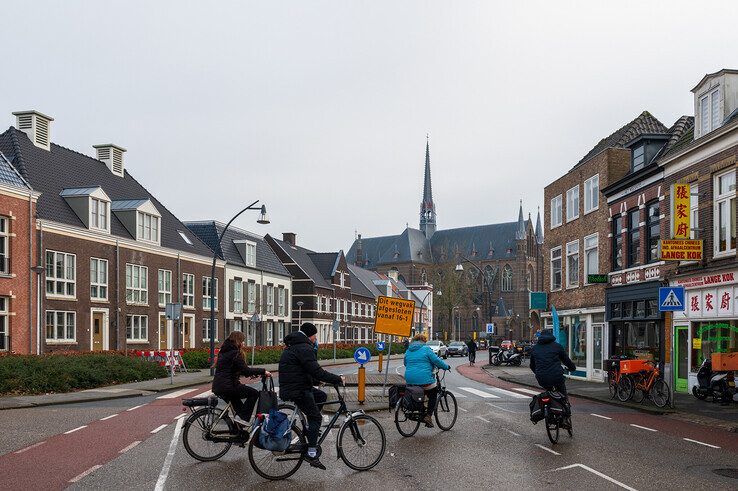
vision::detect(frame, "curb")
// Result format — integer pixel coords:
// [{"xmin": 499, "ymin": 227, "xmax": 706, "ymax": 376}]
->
[{"xmin": 0, "ymin": 391, "xmax": 155, "ymax": 411}]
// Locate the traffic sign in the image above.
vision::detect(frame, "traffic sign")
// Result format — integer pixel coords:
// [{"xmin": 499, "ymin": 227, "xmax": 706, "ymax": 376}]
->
[
  {"xmin": 354, "ymin": 347, "xmax": 371, "ymax": 365},
  {"xmin": 486, "ymin": 323, "xmax": 495, "ymax": 334},
  {"xmin": 373, "ymin": 296, "xmax": 415, "ymax": 337},
  {"xmin": 659, "ymin": 286, "xmax": 685, "ymax": 312},
  {"xmin": 165, "ymin": 303, "xmax": 182, "ymax": 321},
  {"xmin": 376, "ymin": 341, "xmax": 385, "ymax": 351},
  {"xmin": 332, "ymin": 320, "xmax": 340, "ymax": 333}
]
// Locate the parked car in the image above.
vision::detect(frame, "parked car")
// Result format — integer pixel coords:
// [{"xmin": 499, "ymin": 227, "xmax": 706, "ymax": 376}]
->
[
  {"xmin": 447, "ymin": 341, "xmax": 469, "ymax": 357},
  {"xmin": 500, "ymin": 340, "xmax": 513, "ymax": 350},
  {"xmin": 427, "ymin": 340, "xmax": 448, "ymax": 359}
]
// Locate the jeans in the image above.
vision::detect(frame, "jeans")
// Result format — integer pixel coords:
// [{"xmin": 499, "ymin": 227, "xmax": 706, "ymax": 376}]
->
[
  {"xmin": 538, "ymin": 376, "xmax": 568, "ymax": 397},
  {"xmin": 291, "ymin": 388, "xmax": 327, "ymax": 447},
  {"xmin": 424, "ymin": 386, "xmax": 439, "ymax": 416},
  {"xmin": 469, "ymin": 351, "xmax": 476, "ymax": 363},
  {"xmin": 219, "ymin": 384, "xmax": 259, "ymax": 420}
]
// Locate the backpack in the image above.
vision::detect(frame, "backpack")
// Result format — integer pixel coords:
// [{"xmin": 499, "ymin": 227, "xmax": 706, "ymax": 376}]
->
[
  {"xmin": 401, "ymin": 386, "xmax": 426, "ymax": 412},
  {"xmin": 257, "ymin": 409, "xmax": 292, "ymax": 452},
  {"xmin": 388, "ymin": 384, "xmax": 406, "ymax": 409}
]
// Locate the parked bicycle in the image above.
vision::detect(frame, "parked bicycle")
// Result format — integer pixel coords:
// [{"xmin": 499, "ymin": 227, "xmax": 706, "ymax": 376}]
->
[
  {"xmin": 394, "ymin": 369, "xmax": 458, "ymax": 437},
  {"xmin": 616, "ymin": 360, "xmax": 670, "ymax": 408}
]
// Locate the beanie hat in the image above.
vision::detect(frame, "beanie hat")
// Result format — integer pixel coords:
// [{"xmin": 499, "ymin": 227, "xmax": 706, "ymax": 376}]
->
[{"xmin": 300, "ymin": 322, "xmax": 318, "ymax": 337}]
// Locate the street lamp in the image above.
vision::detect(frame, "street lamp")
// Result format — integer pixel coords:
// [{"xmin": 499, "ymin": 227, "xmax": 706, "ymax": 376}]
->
[
  {"xmin": 296, "ymin": 301, "xmax": 304, "ymax": 326},
  {"xmin": 209, "ymin": 200, "xmax": 270, "ymax": 376}
]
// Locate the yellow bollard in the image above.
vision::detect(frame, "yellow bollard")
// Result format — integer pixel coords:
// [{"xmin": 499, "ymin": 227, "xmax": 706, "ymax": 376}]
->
[
  {"xmin": 358, "ymin": 365, "xmax": 366, "ymax": 405},
  {"xmin": 378, "ymin": 352, "xmax": 384, "ymax": 373}
]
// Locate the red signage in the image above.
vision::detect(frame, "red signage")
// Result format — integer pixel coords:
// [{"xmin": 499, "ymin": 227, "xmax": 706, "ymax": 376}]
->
[{"xmin": 676, "ymin": 271, "xmax": 737, "ymax": 289}]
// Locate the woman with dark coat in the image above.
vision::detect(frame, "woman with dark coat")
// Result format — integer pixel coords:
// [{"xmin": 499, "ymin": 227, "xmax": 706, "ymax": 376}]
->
[{"xmin": 212, "ymin": 331, "xmax": 271, "ymax": 427}]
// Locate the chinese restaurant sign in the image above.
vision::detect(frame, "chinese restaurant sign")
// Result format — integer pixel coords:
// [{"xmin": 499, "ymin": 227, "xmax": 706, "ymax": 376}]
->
[
  {"xmin": 670, "ymin": 183, "xmax": 690, "ymax": 239},
  {"xmin": 659, "ymin": 239, "xmax": 703, "ymax": 261}
]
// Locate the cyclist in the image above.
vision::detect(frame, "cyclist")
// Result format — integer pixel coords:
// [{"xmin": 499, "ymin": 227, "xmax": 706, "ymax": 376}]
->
[
  {"xmin": 403, "ymin": 333, "xmax": 450, "ymax": 428},
  {"xmin": 466, "ymin": 338, "xmax": 477, "ymax": 366},
  {"xmin": 529, "ymin": 328, "xmax": 576, "ymax": 399},
  {"xmin": 279, "ymin": 323, "xmax": 343, "ymax": 470},
  {"xmin": 212, "ymin": 331, "xmax": 271, "ymax": 428}
]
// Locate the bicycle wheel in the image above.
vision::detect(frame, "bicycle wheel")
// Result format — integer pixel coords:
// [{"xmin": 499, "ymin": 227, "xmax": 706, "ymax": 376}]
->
[
  {"xmin": 608, "ymin": 380, "xmax": 618, "ymax": 399},
  {"xmin": 616, "ymin": 376, "xmax": 633, "ymax": 402},
  {"xmin": 248, "ymin": 423, "xmax": 306, "ymax": 481},
  {"xmin": 434, "ymin": 391, "xmax": 458, "ymax": 431},
  {"xmin": 338, "ymin": 414, "xmax": 386, "ymax": 471},
  {"xmin": 545, "ymin": 416, "xmax": 559, "ymax": 444},
  {"xmin": 566, "ymin": 417, "xmax": 573, "ymax": 438},
  {"xmin": 394, "ymin": 406, "xmax": 420, "ymax": 437},
  {"xmin": 650, "ymin": 379, "xmax": 670, "ymax": 408},
  {"xmin": 182, "ymin": 407, "xmax": 235, "ymax": 462},
  {"xmin": 632, "ymin": 377, "xmax": 645, "ymax": 404}
]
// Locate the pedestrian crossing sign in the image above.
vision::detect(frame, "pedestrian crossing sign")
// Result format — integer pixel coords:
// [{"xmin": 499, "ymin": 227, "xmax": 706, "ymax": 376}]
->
[{"xmin": 659, "ymin": 286, "xmax": 685, "ymax": 312}]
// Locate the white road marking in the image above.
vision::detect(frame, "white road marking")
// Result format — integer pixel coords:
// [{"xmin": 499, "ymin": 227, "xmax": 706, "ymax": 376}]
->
[
  {"xmin": 683, "ymin": 438, "xmax": 720, "ymax": 449},
  {"xmin": 126, "ymin": 404, "xmax": 146, "ymax": 412},
  {"xmin": 151, "ymin": 424, "xmax": 169, "ymax": 434},
  {"xmin": 154, "ymin": 417, "xmax": 184, "ymax": 491},
  {"xmin": 629, "ymin": 424, "xmax": 657, "ymax": 432},
  {"xmin": 194, "ymin": 390, "xmax": 212, "ymax": 398},
  {"xmin": 506, "ymin": 429, "xmax": 521, "ymax": 436},
  {"xmin": 453, "ymin": 393, "xmax": 467, "ymax": 398},
  {"xmin": 68, "ymin": 465, "xmax": 102, "ymax": 483},
  {"xmin": 590, "ymin": 413, "xmax": 612, "ymax": 420},
  {"xmin": 535, "ymin": 444, "xmax": 560, "ymax": 455},
  {"xmin": 157, "ymin": 388, "xmax": 198, "ymax": 399},
  {"xmin": 395, "ymin": 366, "xmax": 403, "ymax": 375},
  {"xmin": 119, "ymin": 441, "xmax": 141, "ymax": 453},
  {"xmin": 100, "ymin": 414, "xmax": 118, "ymax": 421},
  {"xmin": 488, "ymin": 387, "xmax": 529, "ymax": 399},
  {"xmin": 173, "ymin": 413, "xmax": 187, "ymax": 420},
  {"xmin": 512, "ymin": 387, "xmax": 541, "ymax": 395},
  {"xmin": 458, "ymin": 387, "xmax": 500, "ymax": 398},
  {"xmin": 553, "ymin": 463, "xmax": 638, "ymax": 491},
  {"xmin": 458, "ymin": 407, "xmax": 468, "ymax": 413},
  {"xmin": 14, "ymin": 441, "xmax": 45, "ymax": 454},
  {"xmin": 64, "ymin": 425, "xmax": 87, "ymax": 435},
  {"xmin": 487, "ymin": 403, "xmax": 516, "ymax": 413},
  {"xmin": 475, "ymin": 416, "xmax": 491, "ymax": 423}
]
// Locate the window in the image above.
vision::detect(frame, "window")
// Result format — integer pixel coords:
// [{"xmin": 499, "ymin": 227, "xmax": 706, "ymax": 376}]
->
[
  {"xmin": 182, "ymin": 273, "xmax": 195, "ymax": 307},
  {"xmin": 612, "ymin": 216, "xmax": 624, "ymax": 270},
  {"xmin": 550, "ymin": 247, "xmax": 562, "ymax": 291},
  {"xmin": 627, "ymin": 209, "xmax": 640, "ymax": 267},
  {"xmin": 0, "ymin": 297, "xmax": 7, "ymax": 350},
  {"xmin": 714, "ymin": 169, "xmax": 736, "ymax": 255},
  {"xmin": 0, "ymin": 217, "xmax": 8, "ymax": 275},
  {"xmin": 233, "ymin": 279, "xmax": 243, "ymax": 313},
  {"xmin": 202, "ymin": 318, "xmax": 217, "ymax": 341},
  {"xmin": 584, "ymin": 175, "xmax": 599, "ymax": 213},
  {"xmin": 278, "ymin": 322, "xmax": 285, "ymax": 344},
  {"xmin": 699, "ymin": 88, "xmax": 721, "ymax": 136},
  {"xmin": 566, "ymin": 186, "xmax": 579, "ymax": 222},
  {"xmin": 46, "ymin": 250, "xmax": 76, "ymax": 297},
  {"xmin": 501, "ymin": 265, "xmax": 513, "ymax": 291},
  {"xmin": 646, "ymin": 202, "xmax": 660, "ymax": 262},
  {"xmin": 90, "ymin": 198, "xmax": 108, "ymax": 231},
  {"xmin": 46, "ymin": 310, "xmax": 76, "ymax": 342},
  {"xmin": 203, "ymin": 277, "xmax": 218, "ymax": 310},
  {"xmin": 267, "ymin": 321, "xmax": 274, "ymax": 345},
  {"xmin": 632, "ymin": 145, "xmax": 645, "ymax": 172},
  {"xmin": 550, "ymin": 195, "xmax": 562, "ymax": 228},
  {"xmin": 137, "ymin": 211, "xmax": 160, "ymax": 243},
  {"xmin": 278, "ymin": 288, "xmax": 286, "ymax": 316},
  {"xmin": 178, "ymin": 230, "xmax": 193, "ymax": 246},
  {"xmin": 566, "ymin": 240, "xmax": 579, "ymax": 288},
  {"xmin": 690, "ymin": 184, "xmax": 699, "ymax": 240},
  {"xmin": 584, "ymin": 234, "xmax": 598, "ymax": 283},
  {"xmin": 126, "ymin": 315, "xmax": 148, "ymax": 342},
  {"xmin": 339, "ymin": 272, "xmax": 345, "ymax": 288},
  {"xmin": 247, "ymin": 282, "xmax": 256, "ymax": 313},
  {"xmin": 158, "ymin": 269, "xmax": 172, "ymax": 306},
  {"xmin": 90, "ymin": 258, "xmax": 108, "ymax": 300},
  {"xmin": 266, "ymin": 285, "xmax": 274, "ymax": 315},
  {"xmin": 125, "ymin": 264, "xmax": 148, "ymax": 304},
  {"xmin": 245, "ymin": 242, "xmax": 256, "ymax": 267}
]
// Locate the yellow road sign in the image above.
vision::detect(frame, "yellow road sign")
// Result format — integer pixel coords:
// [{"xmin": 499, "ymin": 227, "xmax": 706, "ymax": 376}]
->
[{"xmin": 373, "ymin": 296, "xmax": 415, "ymax": 337}]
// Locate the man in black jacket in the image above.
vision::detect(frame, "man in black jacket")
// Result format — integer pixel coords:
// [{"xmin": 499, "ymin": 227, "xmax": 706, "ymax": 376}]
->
[
  {"xmin": 529, "ymin": 329, "xmax": 577, "ymax": 396},
  {"xmin": 279, "ymin": 323, "xmax": 343, "ymax": 470}
]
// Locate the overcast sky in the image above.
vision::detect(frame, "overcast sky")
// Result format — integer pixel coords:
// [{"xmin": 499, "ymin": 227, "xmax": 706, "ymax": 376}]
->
[{"xmin": 2, "ymin": 1, "xmax": 736, "ymax": 251}]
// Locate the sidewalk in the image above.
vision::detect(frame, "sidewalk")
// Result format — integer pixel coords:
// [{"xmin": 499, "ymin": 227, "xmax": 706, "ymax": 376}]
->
[{"xmin": 485, "ymin": 364, "xmax": 738, "ymax": 432}]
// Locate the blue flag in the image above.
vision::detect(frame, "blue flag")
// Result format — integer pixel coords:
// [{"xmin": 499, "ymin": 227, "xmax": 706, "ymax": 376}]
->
[{"xmin": 551, "ymin": 305, "xmax": 560, "ymax": 340}]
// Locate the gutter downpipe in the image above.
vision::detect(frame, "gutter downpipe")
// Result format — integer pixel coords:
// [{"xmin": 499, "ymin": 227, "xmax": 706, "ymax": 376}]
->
[
  {"xmin": 116, "ymin": 240, "xmax": 121, "ymax": 352},
  {"xmin": 28, "ymin": 193, "xmax": 33, "ymax": 354}
]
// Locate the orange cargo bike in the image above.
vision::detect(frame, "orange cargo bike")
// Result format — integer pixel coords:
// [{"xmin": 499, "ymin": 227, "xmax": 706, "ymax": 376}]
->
[{"xmin": 615, "ymin": 359, "xmax": 670, "ymax": 408}]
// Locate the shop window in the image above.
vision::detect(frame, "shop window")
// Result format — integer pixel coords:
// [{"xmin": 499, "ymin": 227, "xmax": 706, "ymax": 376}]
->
[
  {"xmin": 645, "ymin": 299, "xmax": 658, "ymax": 317},
  {"xmin": 635, "ymin": 300, "xmax": 645, "ymax": 318},
  {"xmin": 620, "ymin": 321, "xmax": 660, "ymax": 361},
  {"xmin": 610, "ymin": 303, "xmax": 621, "ymax": 319},
  {"xmin": 692, "ymin": 321, "xmax": 738, "ymax": 371},
  {"xmin": 612, "ymin": 216, "xmax": 623, "ymax": 271},
  {"xmin": 622, "ymin": 302, "xmax": 632, "ymax": 318},
  {"xmin": 570, "ymin": 318, "xmax": 586, "ymax": 368},
  {"xmin": 628, "ymin": 209, "xmax": 640, "ymax": 267}
]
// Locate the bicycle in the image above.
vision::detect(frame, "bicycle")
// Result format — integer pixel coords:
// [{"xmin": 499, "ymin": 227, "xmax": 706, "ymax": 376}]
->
[
  {"xmin": 394, "ymin": 369, "xmax": 458, "ymax": 437},
  {"xmin": 537, "ymin": 390, "xmax": 572, "ymax": 445},
  {"xmin": 247, "ymin": 384, "xmax": 386, "ymax": 481},
  {"xmin": 617, "ymin": 361, "xmax": 670, "ymax": 408}
]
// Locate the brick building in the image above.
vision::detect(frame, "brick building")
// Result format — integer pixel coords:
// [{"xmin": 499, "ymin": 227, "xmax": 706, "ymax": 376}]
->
[{"xmin": 0, "ymin": 111, "xmax": 224, "ymax": 352}]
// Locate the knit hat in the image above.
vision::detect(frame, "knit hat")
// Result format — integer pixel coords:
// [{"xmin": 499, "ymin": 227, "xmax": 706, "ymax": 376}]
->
[{"xmin": 300, "ymin": 322, "xmax": 318, "ymax": 337}]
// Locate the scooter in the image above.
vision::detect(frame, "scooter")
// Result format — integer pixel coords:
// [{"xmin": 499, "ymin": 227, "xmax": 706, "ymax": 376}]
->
[
  {"xmin": 492, "ymin": 348, "xmax": 522, "ymax": 367},
  {"xmin": 692, "ymin": 358, "xmax": 736, "ymax": 404}
]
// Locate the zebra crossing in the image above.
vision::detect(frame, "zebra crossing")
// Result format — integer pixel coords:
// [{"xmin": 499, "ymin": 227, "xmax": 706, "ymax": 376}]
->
[{"xmin": 456, "ymin": 386, "xmax": 535, "ymax": 400}]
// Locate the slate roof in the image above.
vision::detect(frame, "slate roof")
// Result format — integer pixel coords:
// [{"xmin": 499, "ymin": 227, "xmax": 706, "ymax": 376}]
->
[
  {"xmin": 0, "ymin": 127, "xmax": 211, "ymax": 256},
  {"xmin": 268, "ymin": 237, "xmax": 333, "ymax": 290},
  {"xmin": 308, "ymin": 252, "xmax": 340, "ymax": 281},
  {"xmin": 185, "ymin": 221, "xmax": 290, "ymax": 277},
  {"xmin": 346, "ymin": 227, "xmax": 433, "ymax": 267},
  {"xmin": 571, "ymin": 111, "xmax": 669, "ymax": 170},
  {"xmin": 347, "ymin": 264, "xmax": 384, "ymax": 298},
  {"xmin": 0, "ymin": 151, "xmax": 31, "ymax": 190}
]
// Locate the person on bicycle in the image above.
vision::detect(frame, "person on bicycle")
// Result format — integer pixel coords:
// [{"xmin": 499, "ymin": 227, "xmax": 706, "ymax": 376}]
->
[
  {"xmin": 212, "ymin": 331, "xmax": 271, "ymax": 428},
  {"xmin": 529, "ymin": 329, "xmax": 576, "ymax": 397},
  {"xmin": 466, "ymin": 338, "xmax": 477, "ymax": 366},
  {"xmin": 403, "ymin": 333, "xmax": 450, "ymax": 428},
  {"xmin": 279, "ymin": 323, "xmax": 343, "ymax": 470}
]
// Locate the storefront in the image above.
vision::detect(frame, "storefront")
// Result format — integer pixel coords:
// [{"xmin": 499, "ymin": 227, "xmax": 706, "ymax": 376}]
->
[
  {"xmin": 605, "ymin": 280, "xmax": 665, "ymax": 367},
  {"xmin": 542, "ymin": 308, "xmax": 606, "ymax": 382},
  {"xmin": 671, "ymin": 269, "xmax": 738, "ymax": 393}
]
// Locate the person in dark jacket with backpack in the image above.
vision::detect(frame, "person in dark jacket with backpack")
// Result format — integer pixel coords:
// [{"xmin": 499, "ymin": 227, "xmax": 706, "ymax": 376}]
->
[
  {"xmin": 466, "ymin": 339, "xmax": 477, "ymax": 366},
  {"xmin": 279, "ymin": 323, "xmax": 343, "ymax": 470},
  {"xmin": 212, "ymin": 331, "xmax": 270, "ymax": 427},
  {"xmin": 529, "ymin": 329, "xmax": 576, "ymax": 396}
]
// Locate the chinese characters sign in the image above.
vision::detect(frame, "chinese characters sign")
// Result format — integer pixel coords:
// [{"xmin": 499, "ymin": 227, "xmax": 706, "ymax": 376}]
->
[
  {"xmin": 671, "ymin": 183, "xmax": 690, "ymax": 239},
  {"xmin": 681, "ymin": 285, "xmax": 738, "ymax": 318}
]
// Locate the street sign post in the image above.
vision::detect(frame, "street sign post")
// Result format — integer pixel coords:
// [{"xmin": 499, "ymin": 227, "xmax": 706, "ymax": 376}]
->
[
  {"xmin": 354, "ymin": 347, "xmax": 371, "ymax": 365},
  {"xmin": 332, "ymin": 319, "xmax": 340, "ymax": 363},
  {"xmin": 659, "ymin": 286, "xmax": 685, "ymax": 312},
  {"xmin": 376, "ymin": 341, "xmax": 385, "ymax": 351},
  {"xmin": 486, "ymin": 323, "xmax": 495, "ymax": 334},
  {"xmin": 529, "ymin": 292, "xmax": 547, "ymax": 310}
]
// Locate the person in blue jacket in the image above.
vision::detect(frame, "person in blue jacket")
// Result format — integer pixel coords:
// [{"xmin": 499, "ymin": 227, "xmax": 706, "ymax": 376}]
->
[{"xmin": 403, "ymin": 333, "xmax": 450, "ymax": 427}]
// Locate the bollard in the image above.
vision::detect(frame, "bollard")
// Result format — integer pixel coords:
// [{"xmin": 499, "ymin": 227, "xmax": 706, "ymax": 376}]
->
[
  {"xmin": 378, "ymin": 352, "xmax": 384, "ymax": 373},
  {"xmin": 358, "ymin": 365, "xmax": 366, "ymax": 405}
]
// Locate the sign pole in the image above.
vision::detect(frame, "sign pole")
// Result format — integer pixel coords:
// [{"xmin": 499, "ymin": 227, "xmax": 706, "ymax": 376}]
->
[{"xmin": 382, "ymin": 335, "xmax": 393, "ymax": 397}]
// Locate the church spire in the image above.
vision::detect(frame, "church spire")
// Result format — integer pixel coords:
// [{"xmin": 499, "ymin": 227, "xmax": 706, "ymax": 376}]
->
[
  {"xmin": 535, "ymin": 206, "xmax": 544, "ymax": 244},
  {"xmin": 419, "ymin": 134, "xmax": 437, "ymax": 239},
  {"xmin": 515, "ymin": 199, "xmax": 526, "ymax": 240}
]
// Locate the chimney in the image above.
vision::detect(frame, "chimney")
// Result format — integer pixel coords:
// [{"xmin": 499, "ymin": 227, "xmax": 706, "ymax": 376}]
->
[
  {"xmin": 13, "ymin": 110, "xmax": 53, "ymax": 151},
  {"xmin": 283, "ymin": 232, "xmax": 296, "ymax": 246},
  {"xmin": 355, "ymin": 234, "xmax": 364, "ymax": 266},
  {"xmin": 93, "ymin": 144, "xmax": 127, "ymax": 177}
]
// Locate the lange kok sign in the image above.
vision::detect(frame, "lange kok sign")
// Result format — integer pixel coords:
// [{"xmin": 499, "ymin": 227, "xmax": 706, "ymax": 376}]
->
[
  {"xmin": 660, "ymin": 239, "xmax": 703, "ymax": 261},
  {"xmin": 373, "ymin": 296, "xmax": 415, "ymax": 337}
]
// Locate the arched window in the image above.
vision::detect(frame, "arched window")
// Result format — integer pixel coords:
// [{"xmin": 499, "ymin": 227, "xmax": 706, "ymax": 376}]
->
[
  {"xmin": 527, "ymin": 265, "xmax": 534, "ymax": 291},
  {"xmin": 501, "ymin": 265, "xmax": 513, "ymax": 291},
  {"xmin": 398, "ymin": 274, "xmax": 407, "ymax": 284},
  {"xmin": 484, "ymin": 265, "xmax": 495, "ymax": 290}
]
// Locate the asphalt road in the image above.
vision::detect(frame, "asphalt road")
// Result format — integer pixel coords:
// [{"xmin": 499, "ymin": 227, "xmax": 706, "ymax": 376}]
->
[{"xmin": 2, "ymin": 355, "xmax": 738, "ymax": 490}]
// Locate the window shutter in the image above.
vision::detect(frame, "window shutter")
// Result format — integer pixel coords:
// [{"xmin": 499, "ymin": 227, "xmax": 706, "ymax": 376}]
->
[
  {"xmin": 284, "ymin": 288, "xmax": 289, "ymax": 317},
  {"xmin": 229, "ymin": 279, "xmax": 235, "ymax": 312},
  {"xmin": 255, "ymin": 286, "xmax": 261, "ymax": 313}
]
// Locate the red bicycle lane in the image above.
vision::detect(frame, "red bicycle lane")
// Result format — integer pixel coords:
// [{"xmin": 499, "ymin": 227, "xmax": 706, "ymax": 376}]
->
[{"xmin": 0, "ymin": 384, "xmax": 209, "ymax": 490}]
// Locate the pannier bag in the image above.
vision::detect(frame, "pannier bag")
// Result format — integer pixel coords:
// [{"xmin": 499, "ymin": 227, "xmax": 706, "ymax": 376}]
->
[
  {"xmin": 388, "ymin": 384, "xmax": 406, "ymax": 409},
  {"xmin": 257, "ymin": 409, "xmax": 292, "ymax": 452},
  {"xmin": 529, "ymin": 393, "xmax": 545, "ymax": 423},
  {"xmin": 401, "ymin": 386, "xmax": 426, "ymax": 412},
  {"xmin": 529, "ymin": 391, "xmax": 570, "ymax": 423}
]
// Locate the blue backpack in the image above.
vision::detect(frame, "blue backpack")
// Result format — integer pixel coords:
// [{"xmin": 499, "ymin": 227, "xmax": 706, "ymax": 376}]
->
[{"xmin": 258, "ymin": 409, "xmax": 292, "ymax": 452}]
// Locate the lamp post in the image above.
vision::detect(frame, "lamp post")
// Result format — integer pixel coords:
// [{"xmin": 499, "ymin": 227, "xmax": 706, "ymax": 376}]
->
[
  {"xmin": 296, "ymin": 301, "xmax": 304, "ymax": 327},
  {"xmin": 455, "ymin": 257, "xmax": 494, "ymax": 328},
  {"xmin": 209, "ymin": 201, "xmax": 269, "ymax": 376}
]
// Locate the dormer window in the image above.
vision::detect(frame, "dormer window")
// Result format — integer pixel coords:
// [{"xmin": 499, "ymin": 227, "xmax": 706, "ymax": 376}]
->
[
  {"xmin": 111, "ymin": 199, "xmax": 161, "ymax": 244},
  {"xmin": 699, "ymin": 87, "xmax": 721, "ymax": 136},
  {"xmin": 137, "ymin": 211, "xmax": 160, "ymax": 243},
  {"xmin": 632, "ymin": 145, "xmax": 645, "ymax": 171},
  {"xmin": 90, "ymin": 198, "xmax": 109, "ymax": 231},
  {"xmin": 60, "ymin": 187, "xmax": 111, "ymax": 234}
]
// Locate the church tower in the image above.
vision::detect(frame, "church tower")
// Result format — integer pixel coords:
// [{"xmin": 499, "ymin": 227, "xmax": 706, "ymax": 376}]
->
[{"xmin": 419, "ymin": 136, "xmax": 437, "ymax": 239}]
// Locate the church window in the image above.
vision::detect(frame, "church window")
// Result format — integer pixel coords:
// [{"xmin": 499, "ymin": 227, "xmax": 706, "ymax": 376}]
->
[{"xmin": 501, "ymin": 265, "xmax": 513, "ymax": 291}]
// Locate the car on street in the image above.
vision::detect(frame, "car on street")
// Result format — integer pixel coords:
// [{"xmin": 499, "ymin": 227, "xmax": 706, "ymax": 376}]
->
[
  {"xmin": 500, "ymin": 340, "xmax": 513, "ymax": 350},
  {"xmin": 447, "ymin": 341, "xmax": 468, "ymax": 357},
  {"xmin": 427, "ymin": 340, "xmax": 448, "ymax": 359}
]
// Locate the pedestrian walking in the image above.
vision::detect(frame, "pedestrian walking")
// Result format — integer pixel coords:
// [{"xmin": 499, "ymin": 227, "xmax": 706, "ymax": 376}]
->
[{"xmin": 466, "ymin": 339, "xmax": 477, "ymax": 366}]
